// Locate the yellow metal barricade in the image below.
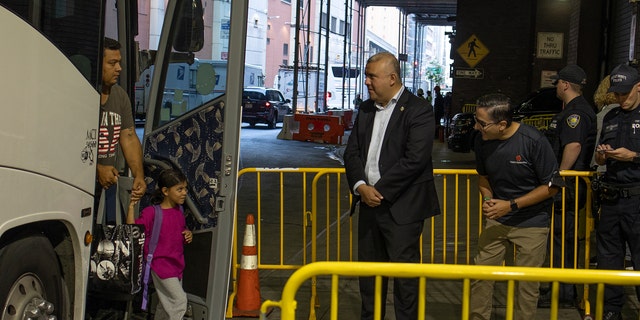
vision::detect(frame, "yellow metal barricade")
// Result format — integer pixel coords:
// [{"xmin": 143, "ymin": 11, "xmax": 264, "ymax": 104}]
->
[
  {"xmin": 462, "ymin": 104, "xmax": 477, "ymax": 113},
  {"xmin": 261, "ymin": 261, "xmax": 640, "ymax": 320},
  {"xmin": 521, "ymin": 114, "xmax": 555, "ymax": 131},
  {"xmin": 227, "ymin": 168, "xmax": 348, "ymax": 318},
  {"xmin": 229, "ymin": 168, "xmax": 598, "ymax": 319}
]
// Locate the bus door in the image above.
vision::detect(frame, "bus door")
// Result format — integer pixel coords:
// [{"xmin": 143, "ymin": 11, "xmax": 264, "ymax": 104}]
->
[{"xmin": 139, "ymin": 1, "xmax": 247, "ymax": 319}]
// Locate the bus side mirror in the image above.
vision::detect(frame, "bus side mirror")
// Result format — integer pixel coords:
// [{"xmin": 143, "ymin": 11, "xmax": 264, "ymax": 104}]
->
[{"xmin": 173, "ymin": 0, "xmax": 205, "ymax": 53}]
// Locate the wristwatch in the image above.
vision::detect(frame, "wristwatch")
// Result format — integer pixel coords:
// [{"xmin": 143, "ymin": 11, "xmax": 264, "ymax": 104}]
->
[
  {"xmin": 509, "ymin": 199, "xmax": 518, "ymax": 211},
  {"xmin": 633, "ymin": 152, "xmax": 640, "ymax": 164}
]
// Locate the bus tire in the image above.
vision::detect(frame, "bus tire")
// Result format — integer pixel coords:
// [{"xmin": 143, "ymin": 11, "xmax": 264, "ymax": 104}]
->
[{"xmin": 0, "ymin": 236, "xmax": 68, "ymax": 320}]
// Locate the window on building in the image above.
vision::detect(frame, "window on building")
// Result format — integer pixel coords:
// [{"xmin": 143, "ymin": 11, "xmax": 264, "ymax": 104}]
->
[
  {"xmin": 283, "ymin": 59, "xmax": 288, "ymax": 65},
  {"xmin": 283, "ymin": 43, "xmax": 289, "ymax": 56},
  {"xmin": 339, "ymin": 20, "xmax": 345, "ymax": 35},
  {"xmin": 320, "ymin": 12, "xmax": 327, "ymax": 29},
  {"xmin": 302, "ymin": 45, "xmax": 314, "ymax": 63},
  {"xmin": 267, "ymin": 38, "xmax": 270, "ymax": 45},
  {"xmin": 281, "ymin": 0, "xmax": 291, "ymax": 3},
  {"xmin": 330, "ymin": 17, "xmax": 337, "ymax": 33}
]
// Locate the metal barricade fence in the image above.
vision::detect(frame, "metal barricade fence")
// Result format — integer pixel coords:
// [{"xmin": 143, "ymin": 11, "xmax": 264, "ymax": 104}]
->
[
  {"xmin": 228, "ymin": 168, "xmax": 596, "ymax": 318},
  {"xmin": 521, "ymin": 114, "xmax": 555, "ymax": 131},
  {"xmin": 261, "ymin": 261, "xmax": 640, "ymax": 320},
  {"xmin": 462, "ymin": 104, "xmax": 477, "ymax": 113},
  {"xmin": 228, "ymin": 168, "xmax": 351, "ymax": 318}
]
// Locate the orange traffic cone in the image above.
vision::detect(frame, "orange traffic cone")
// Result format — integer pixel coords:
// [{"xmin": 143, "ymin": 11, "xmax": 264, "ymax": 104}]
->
[{"xmin": 233, "ymin": 214, "xmax": 263, "ymax": 317}]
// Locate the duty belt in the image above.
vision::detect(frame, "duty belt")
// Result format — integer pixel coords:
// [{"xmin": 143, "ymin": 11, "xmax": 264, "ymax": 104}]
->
[{"xmin": 600, "ymin": 182, "xmax": 640, "ymax": 198}]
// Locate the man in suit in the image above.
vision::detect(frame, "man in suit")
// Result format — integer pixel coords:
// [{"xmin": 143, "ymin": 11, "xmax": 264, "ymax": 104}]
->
[{"xmin": 344, "ymin": 52, "xmax": 441, "ymax": 320}]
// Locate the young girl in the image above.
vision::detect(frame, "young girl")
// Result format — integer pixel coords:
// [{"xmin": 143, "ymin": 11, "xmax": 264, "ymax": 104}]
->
[{"xmin": 127, "ymin": 169, "xmax": 193, "ymax": 320}]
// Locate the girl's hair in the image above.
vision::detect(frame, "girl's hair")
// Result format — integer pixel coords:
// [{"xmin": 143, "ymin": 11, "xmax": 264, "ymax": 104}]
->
[
  {"xmin": 476, "ymin": 93, "xmax": 513, "ymax": 126},
  {"xmin": 150, "ymin": 169, "xmax": 188, "ymax": 204}
]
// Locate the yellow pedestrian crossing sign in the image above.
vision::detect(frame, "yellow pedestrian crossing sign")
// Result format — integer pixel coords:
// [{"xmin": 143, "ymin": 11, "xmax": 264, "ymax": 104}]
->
[{"xmin": 457, "ymin": 34, "xmax": 489, "ymax": 68}]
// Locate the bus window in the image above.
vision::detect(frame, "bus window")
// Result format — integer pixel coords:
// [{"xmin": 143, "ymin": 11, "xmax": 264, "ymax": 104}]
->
[
  {"xmin": 331, "ymin": 65, "xmax": 360, "ymax": 78},
  {"xmin": 1, "ymin": 0, "xmax": 102, "ymax": 85}
]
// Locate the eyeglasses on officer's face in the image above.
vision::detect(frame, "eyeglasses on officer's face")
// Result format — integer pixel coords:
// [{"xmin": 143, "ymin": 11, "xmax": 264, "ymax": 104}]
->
[{"xmin": 474, "ymin": 115, "xmax": 496, "ymax": 130}]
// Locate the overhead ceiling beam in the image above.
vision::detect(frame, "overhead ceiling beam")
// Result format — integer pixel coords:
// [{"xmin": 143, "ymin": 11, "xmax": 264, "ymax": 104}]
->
[{"xmin": 357, "ymin": 0, "xmax": 457, "ymax": 25}]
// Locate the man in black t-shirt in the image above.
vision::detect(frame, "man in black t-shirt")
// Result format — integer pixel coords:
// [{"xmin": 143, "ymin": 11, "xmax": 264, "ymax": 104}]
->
[{"xmin": 469, "ymin": 93, "xmax": 561, "ymax": 320}]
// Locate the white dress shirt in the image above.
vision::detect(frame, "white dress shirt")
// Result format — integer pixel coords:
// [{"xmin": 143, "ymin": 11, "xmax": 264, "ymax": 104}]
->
[{"xmin": 354, "ymin": 86, "xmax": 404, "ymax": 193}]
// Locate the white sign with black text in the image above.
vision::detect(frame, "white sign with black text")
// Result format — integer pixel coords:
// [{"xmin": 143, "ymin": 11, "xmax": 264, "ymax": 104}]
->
[{"xmin": 537, "ymin": 32, "xmax": 563, "ymax": 59}]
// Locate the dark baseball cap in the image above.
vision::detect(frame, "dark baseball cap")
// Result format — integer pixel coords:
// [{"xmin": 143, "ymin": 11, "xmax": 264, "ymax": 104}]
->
[
  {"xmin": 550, "ymin": 64, "xmax": 587, "ymax": 85},
  {"xmin": 608, "ymin": 64, "xmax": 640, "ymax": 93}
]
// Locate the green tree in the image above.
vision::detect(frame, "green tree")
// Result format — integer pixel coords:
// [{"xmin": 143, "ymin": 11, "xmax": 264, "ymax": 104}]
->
[{"xmin": 425, "ymin": 61, "xmax": 444, "ymax": 85}]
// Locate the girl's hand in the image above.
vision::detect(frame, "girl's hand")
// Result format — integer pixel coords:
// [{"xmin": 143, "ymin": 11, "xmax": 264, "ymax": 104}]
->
[
  {"xmin": 183, "ymin": 230, "xmax": 193, "ymax": 244},
  {"xmin": 126, "ymin": 200, "xmax": 138, "ymax": 224}
]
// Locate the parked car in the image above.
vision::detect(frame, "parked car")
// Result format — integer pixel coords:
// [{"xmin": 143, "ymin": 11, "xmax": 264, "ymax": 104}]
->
[
  {"xmin": 447, "ymin": 112, "xmax": 478, "ymax": 153},
  {"xmin": 511, "ymin": 87, "xmax": 563, "ymax": 132},
  {"xmin": 242, "ymin": 87, "xmax": 292, "ymax": 128},
  {"xmin": 512, "ymin": 87, "xmax": 563, "ymax": 121}
]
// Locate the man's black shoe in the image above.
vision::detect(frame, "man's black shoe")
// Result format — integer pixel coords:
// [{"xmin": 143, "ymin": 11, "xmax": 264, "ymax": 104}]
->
[{"xmin": 602, "ymin": 311, "xmax": 622, "ymax": 320}]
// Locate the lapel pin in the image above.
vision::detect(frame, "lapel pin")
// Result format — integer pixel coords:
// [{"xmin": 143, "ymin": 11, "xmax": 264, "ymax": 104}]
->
[{"xmin": 400, "ymin": 106, "xmax": 404, "ymax": 111}]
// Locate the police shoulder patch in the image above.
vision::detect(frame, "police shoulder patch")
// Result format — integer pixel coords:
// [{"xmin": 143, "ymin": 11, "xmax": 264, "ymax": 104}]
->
[{"xmin": 566, "ymin": 114, "xmax": 580, "ymax": 128}]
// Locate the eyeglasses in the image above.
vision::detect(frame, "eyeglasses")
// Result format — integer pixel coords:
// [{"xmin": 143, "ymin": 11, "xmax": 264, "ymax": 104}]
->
[{"xmin": 474, "ymin": 116, "xmax": 496, "ymax": 130}]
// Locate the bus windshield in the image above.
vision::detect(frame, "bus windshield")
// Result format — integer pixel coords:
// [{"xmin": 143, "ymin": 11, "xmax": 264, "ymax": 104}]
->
[{"xmin": 133, "ymin": 0, "xmax": 245, "ymax": 125}]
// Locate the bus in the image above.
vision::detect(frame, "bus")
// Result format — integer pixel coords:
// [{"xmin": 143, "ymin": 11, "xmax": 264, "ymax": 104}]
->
[
  {"xmin": 325, "ymin": 64, "xmax": 361, "ymax": 110},
  {"xmin": 276, "ymin": 66, "xmax": 325, "ymax": 113},
  {"xmin": 0, "ymin": 0, "xmax": 246, "ymax": 319},
  {"xmin": 135, "ymin": 60, "xmax": 264, "ymax": 121}
]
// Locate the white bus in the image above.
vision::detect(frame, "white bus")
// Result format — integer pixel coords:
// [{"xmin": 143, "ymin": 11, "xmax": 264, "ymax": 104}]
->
[
  {"xmin": 325, "ymin": 64, "xmax": 361, "ymax": 110},
  {"xmin": 0, "ymin": 0, "xmax": 246, "ymax": 319},
  {"xmin": 276, "ymin": 66, "xmax": 325, "ymax": 112},
  {"xmin": 135, "ymin": 60, "xmax": 264, "ymax": 120}
]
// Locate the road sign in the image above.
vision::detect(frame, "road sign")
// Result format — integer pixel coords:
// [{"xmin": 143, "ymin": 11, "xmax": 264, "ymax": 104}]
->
[
  {"xmin": 454, "ymin": 67, "xmax": 484, "ymax": 79},
  {"xmin": 537, "ymin": 32, "xmax": 563, "ymax": 59},
  {"xmin": 457, "ymin": 34, "xmax": 489, "ymax": 68}
]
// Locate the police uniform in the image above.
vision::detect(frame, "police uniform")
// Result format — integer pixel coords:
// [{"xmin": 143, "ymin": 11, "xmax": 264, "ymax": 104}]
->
[
  {"xmin": 597, "ymin": 105, "xmax": 640, "ymax": 314},
  {"xmin": 545, "ymin": 94, "xmax": 596, "ymax": 302}
]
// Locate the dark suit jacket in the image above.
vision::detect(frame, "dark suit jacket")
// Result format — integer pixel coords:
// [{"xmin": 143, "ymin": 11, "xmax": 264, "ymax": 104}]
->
[{"xmin": 344, "ymin": 88, "xmax": 441, "ymax": 224}]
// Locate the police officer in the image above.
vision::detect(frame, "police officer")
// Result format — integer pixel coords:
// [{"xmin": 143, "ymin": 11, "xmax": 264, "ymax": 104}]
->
[
  {"xmin": 594, "ymin": 64, "xmax": 640, "ymax": 320},
  {"xmin": 540, "ymin": 64, "xmax": 596, "ymax": 308}
]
